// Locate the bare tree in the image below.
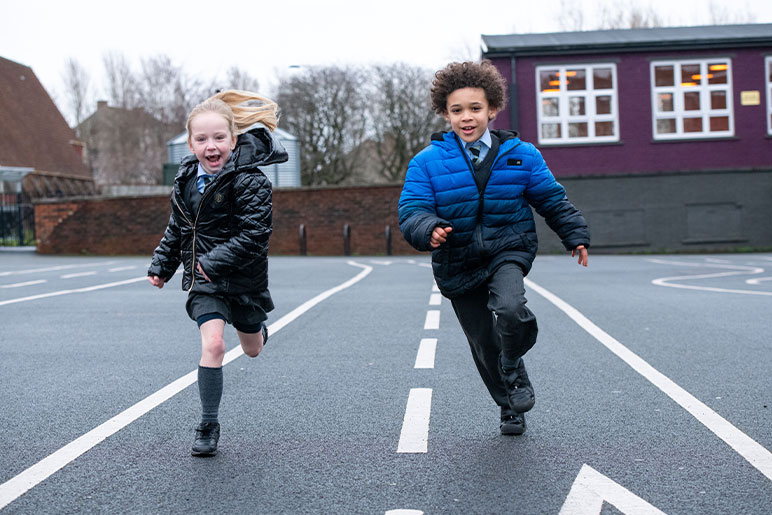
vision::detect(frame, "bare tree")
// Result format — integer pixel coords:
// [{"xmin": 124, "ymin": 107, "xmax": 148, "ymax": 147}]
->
[
  {"xmin": 598, "ymin": 3, "xmax": 663, "ymax": 29},
  {"xmin": 368, "ymin": 63, "xmax": 445, "ymax": 183},
  {"xmin": 276, "ymin": 66, "xmax": 368, "ymax": 186},
  {"xmin": 222, "ymin": 66, "xmax": 260, "ymax": 92},
  {"xmin": 61, "ymin": 57, "xmax": 91, "ymax": 130},
  {"xmin": 103, "ymin": 51, "xmax": 139, "ymax": 109},
  {"xmin": 557, "ymin": 0, "xmax": 586, "ymax": 31}
]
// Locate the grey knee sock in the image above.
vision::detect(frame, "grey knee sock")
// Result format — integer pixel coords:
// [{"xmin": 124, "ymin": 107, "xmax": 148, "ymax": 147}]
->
[{"xmin": 198, "ymin": 366, "xmax": 223, "ymax": 424}]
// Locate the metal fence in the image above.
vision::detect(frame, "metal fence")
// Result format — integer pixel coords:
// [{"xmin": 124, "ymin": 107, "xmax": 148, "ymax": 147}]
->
[{"xmin": 0, "ymin": 195, "xmax": 35, "ymax": 246}]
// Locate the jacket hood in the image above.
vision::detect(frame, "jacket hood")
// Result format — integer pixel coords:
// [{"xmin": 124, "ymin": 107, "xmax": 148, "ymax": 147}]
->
[{"xmin": 430, "ymin": 129, "xmax": 519, "ymax": 144}]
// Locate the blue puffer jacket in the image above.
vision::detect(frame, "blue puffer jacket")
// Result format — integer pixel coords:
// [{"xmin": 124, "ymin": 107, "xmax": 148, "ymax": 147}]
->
[{"xmin": 399, "ymin": 130, "xmax": 590, "ymax": 298}]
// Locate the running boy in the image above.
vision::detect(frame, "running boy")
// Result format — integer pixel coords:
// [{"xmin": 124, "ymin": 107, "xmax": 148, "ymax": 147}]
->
[
  {"xmin": 398, "ymin": 61, "xmax": 590, "ymax": 435},
  {"xmin": 148, "ymin": 90, "xmax": 287, "ymax": 456}
]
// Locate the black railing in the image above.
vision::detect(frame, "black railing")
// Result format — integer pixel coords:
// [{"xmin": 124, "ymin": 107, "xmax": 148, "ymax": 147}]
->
[{"xmin": 0, "ymin": 197, "xmax": 35, "ymax": 246}]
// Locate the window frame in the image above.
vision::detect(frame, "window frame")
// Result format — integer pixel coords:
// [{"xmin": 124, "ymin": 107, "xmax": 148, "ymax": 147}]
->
[
  {"xmin": 766, "ymin": 56, "xmax": 772, "ymax": 136},
  {"xmin": 650, "ymin": 57, "xmax": 734, "ymax": 140},
  {"xmin": 535, "ymin": 62, "xmax": 620, "ymax": 145}
]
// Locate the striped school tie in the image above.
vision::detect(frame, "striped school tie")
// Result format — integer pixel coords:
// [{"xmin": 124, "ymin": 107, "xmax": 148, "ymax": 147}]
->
[{"xmin": 468, "ymin": 142, "xmax": 482, "ymax": 165}]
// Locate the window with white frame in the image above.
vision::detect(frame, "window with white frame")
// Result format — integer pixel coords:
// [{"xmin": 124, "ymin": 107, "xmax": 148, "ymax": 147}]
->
[
  {"xmin": 766, "ymin": 56, "xmax": 772, "ymax": 136},
  {"xmin": 650, "ymin": 58, "xmax": 733, "ymax": 140},
  {"xmin": 536, "ymin": 63, "xmax": 619, "ymax": 144}
]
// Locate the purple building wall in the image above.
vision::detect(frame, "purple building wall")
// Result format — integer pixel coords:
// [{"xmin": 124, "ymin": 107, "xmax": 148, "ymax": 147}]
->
[{"xmin": 490, "ymin": 47, "xmax": 772, "ymax": 177}]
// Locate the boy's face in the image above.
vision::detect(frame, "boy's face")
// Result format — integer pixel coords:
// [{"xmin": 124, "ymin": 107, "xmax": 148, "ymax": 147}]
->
[
  {"xmin": 443, "ymin": 87, "xmax": 498, "ymax": 144},
  {"xmin": 188, "ymin": 111, "xmax": 237, "ymax": 174}
]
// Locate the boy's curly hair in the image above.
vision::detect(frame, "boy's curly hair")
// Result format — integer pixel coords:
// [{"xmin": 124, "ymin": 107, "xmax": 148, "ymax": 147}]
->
[{"xmin": 430, "ymin": 60, "xmax": 507, "ymax": 115}]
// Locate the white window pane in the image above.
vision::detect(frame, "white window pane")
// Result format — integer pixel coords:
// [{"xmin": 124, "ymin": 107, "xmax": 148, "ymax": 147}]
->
[
  {"xmin": 540, "ymin": 70, "xmax": 560, "ymax": 92},
  {"xmin": 657, "ymin": 93, "xmax": 674, "ymax": 112},
  {"xmin": 655, "ymin": 66, "xmax": 674, "ymax": 87},
  {"xmin": 566, "ymin": 69, "xmax": 587, "ymax": 91},
  {"xmin": 710, "ymin": 116, "xmax": 729, "ymax": 131},
  {"xmin": 568, "ymin": 122, "xmax": 588, "ymax": 137},
  {"xmin": 656, "ymin": 119, "xmax": 676, "ymax": 134},
  {"xmin": 684, "ymin": 91, "xmax": 700, "ymax": 111},
  {"xmin": 595, "ymin": 121, "xmax": 614, "ymax": 136},
  {"xmin": 542, "ymin": 98, "xmax": 559, "ymax": 116},
  {"xmin": 593, "ymin": 68, "xmax": 613, "ymax": 89},
  {"xmin": 708, "ymin": 63, "xmax": 728, "ymax": 85},
  {"xmin": 569, "ymin": 96, "xmax": 586, "ymax": 116},
  {"xmin": 596, "ymin": 95, "xmax": 612, "ymax": 114},
  {"xmin": 684, "ymin": 117, "xmax": 703, "ymax": 133},
  {"xmin": 541, "ymin": 123, "xmax": 561, "ymax": 139},
  {"xmin": 711, "ymin": 91, "xmax": 727, "ymax": 110}
]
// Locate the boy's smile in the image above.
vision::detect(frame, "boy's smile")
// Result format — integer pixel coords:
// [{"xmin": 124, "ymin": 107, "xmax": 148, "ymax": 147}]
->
[
  {"xmin": 443, "ymin": 87, "xmax": 498, "ymax": 143},
  {"xmin": 188, "ymin": 111, "xmax": 237, "ymax": 174}
]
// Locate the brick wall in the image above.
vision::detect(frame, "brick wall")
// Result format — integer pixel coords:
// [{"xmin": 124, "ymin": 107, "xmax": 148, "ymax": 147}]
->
[{"xmin": 34, "ymin": 185, "xmax": 420, "ymax": 256}]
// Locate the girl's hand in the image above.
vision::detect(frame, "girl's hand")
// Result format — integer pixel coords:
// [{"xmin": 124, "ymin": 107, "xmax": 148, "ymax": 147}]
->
[
  {"xmin": 197, "ymin": 262, "xmax": 212, "ymax": 282},
  {"xmin": 571, "ymin": 245, "xmax": 589, "ymax": 267},
  {"xmin": 148, "ymin": 275, "xmax": 164, "ymax": 288},
  {"xmin": 430, "ymin": 226, "xmax": 453, "ymax": 249}
]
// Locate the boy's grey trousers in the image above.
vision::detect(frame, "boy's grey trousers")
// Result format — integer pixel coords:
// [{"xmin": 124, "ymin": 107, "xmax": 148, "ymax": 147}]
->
[{"xmin": 449, "ymin": 262, "xmax": 538, "ymax": 409}]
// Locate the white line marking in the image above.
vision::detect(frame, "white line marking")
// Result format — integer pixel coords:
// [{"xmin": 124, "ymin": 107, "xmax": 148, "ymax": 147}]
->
[
  {"xmin": 385, "ymin": 510, "xmax": 424, "ymax": 515},
  {"xmin": 432, "ymin": 281, "xmax": 439, "ymax": 292},
  {"xmin": 0, "ymin": 280, "xmax": 46, "ymax": 289},
  {"xmin": 60, "ymin": 271, "xmax": 98, "ymax": 279},
  {"xmin": 746, "ymin": 276, "xmax": 772, "ymax": 285},
  {"xmin": 0, "ymin": 261, "xmax": 118, "ymax": 277},
  {"xmin": 525, "ymin": 278, "xmax": 772, "ymax": 481},
  {"xmin": 108, "ymin": 266, "xmax": 137, "ymax": 272},
  {"xmin": 370, "ymin": 259, "xmax": 392, "ymax": 265},
  {"xmin": 0, "ymin": 261, "xmax": 373, "ymax": 510},
  {"xmin": 414, "ymin": 338, "xmax": 437, "ymax": 369},
  {"xmin": 559, "ymin": 464, "xmax": 666, "ymax": 515},
  {"xmin": 397, "ymin": 388, "xmax": 432, "ymax": 453},
  {"xmin": 0, "ymin": 277, "xmax": 148, "ymax": 307},
  {"xmin": 429, "ymin": 293, "xmax": 441, "ymax": 306},
  {"xmin": 648, "ymin": 258, "xmax": 771, "ymax": 296},
  {"xmin": 424, "ymin": 310, "xmax": 440, "ymax": 330}
]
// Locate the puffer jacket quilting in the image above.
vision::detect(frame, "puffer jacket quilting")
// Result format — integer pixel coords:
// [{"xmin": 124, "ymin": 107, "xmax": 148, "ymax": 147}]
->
[
  {"xmin": 148, "ymin": 126, "xmax": 288, "ymax": 299},
  {"xmin": 399, "ymin": 130, "xmax": 590, "ymax": 298}
]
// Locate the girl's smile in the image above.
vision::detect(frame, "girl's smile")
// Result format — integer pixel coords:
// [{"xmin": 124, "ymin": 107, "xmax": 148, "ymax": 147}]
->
[{"xmin": 188, "ymin": 111, "xmax": 237, "ymax": 174}]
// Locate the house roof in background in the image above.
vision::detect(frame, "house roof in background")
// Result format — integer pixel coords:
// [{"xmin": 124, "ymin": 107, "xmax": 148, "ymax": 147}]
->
[
  {"xmin": 482, "ymin": 23, "xmax": 772, "ymax": 57},
  {"xmin": 0, "ymin": 56, "xmax": 87, "ymax": 177}
]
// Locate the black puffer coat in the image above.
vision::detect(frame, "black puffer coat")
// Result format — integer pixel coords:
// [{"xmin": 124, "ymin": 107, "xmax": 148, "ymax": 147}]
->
[{"xmin": 148, "ymin": 127, "xmax": 287, "ymax": 300}]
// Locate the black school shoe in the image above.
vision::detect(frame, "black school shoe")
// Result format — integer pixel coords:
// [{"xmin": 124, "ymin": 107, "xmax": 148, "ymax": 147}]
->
[
  {"xmin": 191, "ymin": 422, "xmax": 220, "ymax": 457},
  {"xmin": 500, "ymin": 408, "xmax": 526, "ymax": 436},
  {"xmin": 501, "ymin": 357, "xmax": 535, "ymax": 413}
]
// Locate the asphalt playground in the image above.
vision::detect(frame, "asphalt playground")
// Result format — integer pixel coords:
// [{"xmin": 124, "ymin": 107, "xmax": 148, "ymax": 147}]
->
[{"xmin": 0, "ymin": 250, "xmax": 770, "ymax": 514}]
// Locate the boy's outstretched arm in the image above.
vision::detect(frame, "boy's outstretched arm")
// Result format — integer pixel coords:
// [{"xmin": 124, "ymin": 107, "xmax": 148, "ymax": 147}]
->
[{"xmin": 571, "ymin": 244, "xmax": 589, "ymax": 267}]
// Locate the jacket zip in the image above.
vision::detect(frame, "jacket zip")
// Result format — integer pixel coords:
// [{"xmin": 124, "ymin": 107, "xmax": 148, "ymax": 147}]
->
[{"xmin": 172, "ymin": 180, "xmax": 215, "ymax": 291}]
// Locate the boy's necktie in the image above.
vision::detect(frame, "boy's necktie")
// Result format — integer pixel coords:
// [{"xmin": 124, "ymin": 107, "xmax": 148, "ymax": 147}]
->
[{"xmin": 468, "ymin": 142, "xmax": 482, "ymax": 165}]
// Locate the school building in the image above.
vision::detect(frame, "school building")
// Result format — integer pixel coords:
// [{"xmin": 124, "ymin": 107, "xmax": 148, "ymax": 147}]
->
[{"xmin": 482, "ymin": 23, "xmax": 772, "ymax": 252}]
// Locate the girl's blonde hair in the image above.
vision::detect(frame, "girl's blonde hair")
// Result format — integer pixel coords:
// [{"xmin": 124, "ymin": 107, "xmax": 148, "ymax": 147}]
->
[{"xmin": 186, "ymin": 90, "xmax": 279, "ymax": 141}]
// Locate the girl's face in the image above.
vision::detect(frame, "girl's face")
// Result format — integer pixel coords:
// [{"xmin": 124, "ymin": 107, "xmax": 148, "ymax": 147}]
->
[{"xmin": 188, "ymin": 111, "xmax": 237, "ymax": 173}]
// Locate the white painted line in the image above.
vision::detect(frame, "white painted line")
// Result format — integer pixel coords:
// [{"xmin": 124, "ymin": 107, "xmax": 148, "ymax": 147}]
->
[
  {"xmin": 429, "ymin": 293, "xmax": 442, "ymax": 306},
  {"xmin": 0, "ymin": 261, "xmax": 373, "ymax": 510},
  {"xmin": 424, "ymin": 310, "xmax": 440, "ymax": 330},
  {"xmin": 370, "ymin": 260, "xmax": 392, "ymax": 265},
  {"xmin": 0, "ymin": 280, "xmax": 46, "ymax": 289},
  {"xmin": 560, "ymin": 464, "xmax": 666, "ymax": 515},
  {"xmin": 385, "ymin": 510, "xmax": 424, "ymax": 515},
  {"xmin": 418, "ymin": 263, "xmax": 432, "ymax": 269},
  {"xmin": 414, "ymin": 338, "xmax": 437, "ymax": 369},
  {"xmin": 746, "ymin": 276, "xmax": 772, "ymax": 285},
  {"xmin": 108, "ymin": 266, "xmax": 137, "ymax": 272},
  {"xmin": 431, "ymin": 281, "xmax": 439, "ymax": 292},
  {"xmin": 60, "ymin": 271, "xmax": 98, "ymax": 279},
  {"xmin": 525, "ymin": 278, "xmax": 772, "ymax": 482},
  {"xmin": 648, "ymin": 258, "xmax": 771, "ymax": 296},
  {"xmin": 397, "ymin": 388, "xmax": 432, "ymax": 453},
  {"xmin": 0, "ymin": 261, "xmax": 118, "ymax": 277},
  {"xmin": 0, "ymin": 277, "xmax": 148, "ymax": 307}
]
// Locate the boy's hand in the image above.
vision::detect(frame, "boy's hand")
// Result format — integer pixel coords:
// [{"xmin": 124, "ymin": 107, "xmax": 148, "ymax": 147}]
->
[
  {"xmin": 148, "ymin": 275, "xmax": 164, "ymax": 288},
  {"xmin": 197, "ymin": 262, "xmax": 212, "ymax": 282},
  {"xmin": 571, "ymin": 245, "xmax": 589, "ymax": 267},
  {"xmin": 430, "ymin": 226, "xmax": 453, "ymax": 248}
]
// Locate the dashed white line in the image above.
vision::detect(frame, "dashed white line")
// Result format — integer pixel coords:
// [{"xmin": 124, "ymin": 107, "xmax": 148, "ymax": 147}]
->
[
  {"xmin": 414, "ymin": 338, "xmax": 437, "ymax": 369},
  {"xmin": 108, "ymin": 266, "xmax": 137, "ymax": 272},
  {"xmin": 397, "ymin": 388, "xmax": 433, "ymax": 453},
  {"xmin": 0, "ymin": 261, "xmax": 118, "ymax": 277},
  {"xmin": 429, "ymin": 293, "xmax": 442, "ymax": 306},
  {"xmin": 0, "ymin": 277, "xmax": 149, "ymax": 307},
  {"xmin": 423, "ymin": 310, "xmax": 440, "ymax": 330},
  {"xmin": 60, "ymin": 271, "xmax": 98, "ymax": 279},
  {"xmin": 0, "ymin": 280, "xmax": 46, "ymax": 289},
  {"xmin": 431, "ymin": 281, "xmax": 439, "ymax": 292},
  {"xmin": 525, "ymin": 277, "xmax": 772, "ymax": 481},
  {"xmin": 0, "ymin": 261, "xmax": 373, "ymax": 510}
]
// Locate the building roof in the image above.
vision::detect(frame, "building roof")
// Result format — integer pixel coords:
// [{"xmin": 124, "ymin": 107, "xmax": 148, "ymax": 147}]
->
[
  {"xmin": 0, "ymin": 56, "xmax": 87, "ymax": 177},
  {"xmin": 482, "ymin": 23, "xmax": 772, "ymax": 57}
]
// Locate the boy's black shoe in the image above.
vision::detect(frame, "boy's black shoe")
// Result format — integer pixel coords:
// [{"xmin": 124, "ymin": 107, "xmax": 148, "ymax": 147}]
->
[
  {"xmin": 500, "ymin": 408, "xmax": 526, "ymax": 435},
  {"xmin": 191, "ymin": 422, "xmax": 220, "ymax": 456},
  {"xmin": 501, "ymin": 357, "xmax": 535, "ymax": 413}
]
